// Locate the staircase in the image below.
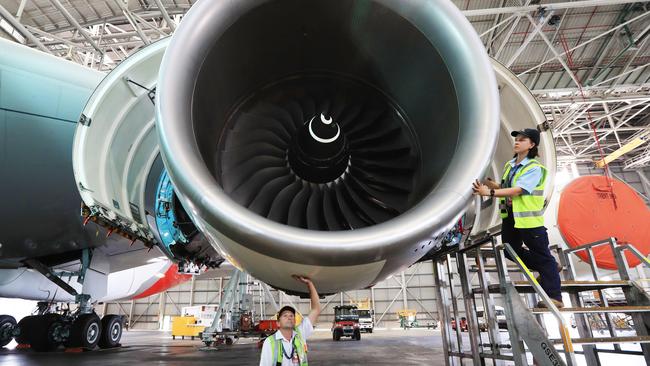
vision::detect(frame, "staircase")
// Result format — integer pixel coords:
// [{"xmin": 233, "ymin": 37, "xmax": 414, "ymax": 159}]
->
[{"xmin": 433, "ymin": 235, "xmax": 650, "ymax": 366}]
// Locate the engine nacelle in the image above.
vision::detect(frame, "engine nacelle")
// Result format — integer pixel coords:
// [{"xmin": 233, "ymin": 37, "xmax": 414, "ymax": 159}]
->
[{"xmin": 156, "ymin": 0, "xmax": 500, "ymax": 294}]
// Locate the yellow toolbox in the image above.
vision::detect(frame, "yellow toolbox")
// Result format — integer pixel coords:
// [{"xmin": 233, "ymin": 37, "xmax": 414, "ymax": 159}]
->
[{"xmin": 171, "ymin": 316, "xmax": 205, "ymax": 340}]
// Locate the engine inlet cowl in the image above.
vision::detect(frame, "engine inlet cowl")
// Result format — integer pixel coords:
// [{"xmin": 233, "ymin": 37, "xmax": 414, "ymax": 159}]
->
[{"xmin": 156, "ymin": 0, "xmax": 500, "ymax": 294}]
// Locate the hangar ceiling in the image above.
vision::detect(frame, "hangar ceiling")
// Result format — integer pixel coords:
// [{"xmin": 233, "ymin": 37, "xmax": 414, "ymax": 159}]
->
[{"xmin": 0, "ymin": 0, "xmax": 649, "ymax": 169}]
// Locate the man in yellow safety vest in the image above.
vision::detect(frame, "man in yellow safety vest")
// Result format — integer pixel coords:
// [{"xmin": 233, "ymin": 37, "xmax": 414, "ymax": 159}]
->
[
  {"xmin": 259, "ymin": 276, "xmax": 321, "ymax": 365},
  {"xmin": 472, "ymin": 128, "xmax": 563, "ymax": 308}
]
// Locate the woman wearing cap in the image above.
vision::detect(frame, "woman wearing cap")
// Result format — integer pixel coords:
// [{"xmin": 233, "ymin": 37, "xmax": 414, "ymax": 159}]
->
[
  {"xmin": 472, "ymin": 128, "xmax": 563, "ymax": 308},
  {"xmin": 260, "ymin": 276, "xmax": 321, "ymax": 366}
]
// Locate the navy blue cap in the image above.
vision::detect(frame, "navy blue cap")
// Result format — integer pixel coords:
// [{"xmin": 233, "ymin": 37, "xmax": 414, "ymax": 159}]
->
[
  {"xmin": 278, "ymin": 306, "xmax": 296, "ymax": 317},
  {"xmin": 511, "ymin": 128, "xmax": 540, "ymax": 146}
]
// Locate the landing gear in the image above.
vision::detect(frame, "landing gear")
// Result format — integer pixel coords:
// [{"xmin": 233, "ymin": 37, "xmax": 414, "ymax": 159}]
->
[
  {"xmin": 11, "ymin": 313, "xmax": 67, "ymax": 352},
  {"xmin": 9, "ymin": 250, "xmax": 124, "ymax": 351},
  {"xmin": 99, "ymin": 315, "xmax": 123, "ymax": 349},
  {"xmin": 9, "ymin": 312, "xmax": 123, "ymax": 351},
  {"xmin": 30, "ymin": 314, "xmax": 66, "ymax": 352},
  {"xmin": 66, "ymin": 313, "xmax": 101, "ymax": 349},
  {"xmin": 15, "ymin": 315, "xmax": 38, "ymax": 345},
  {"xmin": 0, "ymin": 315, "xmax": 16, "ymax": 347},
  {"xmin": 2, "ymin": 297, "xmax": 124, "ymax": 352}
]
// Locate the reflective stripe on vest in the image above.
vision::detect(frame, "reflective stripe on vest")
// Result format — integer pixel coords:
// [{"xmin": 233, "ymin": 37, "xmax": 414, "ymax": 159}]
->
[
  {"xmin": 267, "ymin": 327, "xmax": 308, "ymax": 366},
  {"xmin": 499, "ymin": 159, "xmax": 547, "ymax": 228}
]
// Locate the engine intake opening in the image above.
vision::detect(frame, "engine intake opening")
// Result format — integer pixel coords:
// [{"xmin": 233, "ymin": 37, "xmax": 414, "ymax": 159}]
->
[
  {"xmin": 218, "ymin": 75, "xmax": 420, "ymax": 230},
  {"xmin": 192, "ymin": 0, "xmax": 459, "ymax": 231}
]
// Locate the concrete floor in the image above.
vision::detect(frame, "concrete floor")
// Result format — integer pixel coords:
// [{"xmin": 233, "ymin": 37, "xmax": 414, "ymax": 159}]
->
[{"xmin": 0, "ymin": 328, "xmax": 445, "ymax": 366}]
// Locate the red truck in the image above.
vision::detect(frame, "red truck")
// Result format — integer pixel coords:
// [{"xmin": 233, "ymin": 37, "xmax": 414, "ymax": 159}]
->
[{"xmin": 332, "ymin": 305, "xmax": 361, "ymax": 341}]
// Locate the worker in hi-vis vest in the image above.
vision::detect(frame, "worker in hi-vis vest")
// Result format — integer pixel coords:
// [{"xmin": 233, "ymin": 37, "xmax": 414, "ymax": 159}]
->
[
  {"xmin": 260, "ymin": 276, "xmax": 321, "ymax": 366},
  {"xmin": 472, "ymin": 128, "xmax": 563, "ymax": 308}
]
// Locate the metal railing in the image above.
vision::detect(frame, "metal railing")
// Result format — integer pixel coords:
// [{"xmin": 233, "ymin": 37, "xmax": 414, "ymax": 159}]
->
[
  {"xmin": 432, "ymin": 233, "xmax": 650, "ymax": 366},
  {"xmin": 496, "ymin": 242, "xmax": 577, "ymax": 366}
]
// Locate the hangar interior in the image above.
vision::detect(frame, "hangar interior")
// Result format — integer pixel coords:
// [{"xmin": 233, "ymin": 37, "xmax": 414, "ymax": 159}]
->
[{"xmin": 0, "ymin": 0, "xmax": 649, "ymax": 365}]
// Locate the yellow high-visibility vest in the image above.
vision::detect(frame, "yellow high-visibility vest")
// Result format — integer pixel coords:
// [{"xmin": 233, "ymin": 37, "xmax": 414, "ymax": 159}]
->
[
  {"xmin": 499, "ymin": 159, "xmax": 547, "ymax": 228},
  {"xmin": 266, "ymin": 327, "xmax": 308, "ymax": 366}
]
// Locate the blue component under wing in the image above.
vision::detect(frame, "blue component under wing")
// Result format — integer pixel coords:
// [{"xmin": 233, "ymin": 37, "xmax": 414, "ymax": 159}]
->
[{"xmin": 154, "ymin": 169, "xmax": 189, "ymax": 258}]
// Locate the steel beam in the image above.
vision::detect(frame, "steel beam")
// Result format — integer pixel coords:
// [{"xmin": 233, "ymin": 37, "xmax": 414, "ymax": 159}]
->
[
  {"xmin": 32, "ymin": 8, "xmax": 188, "ymax": 35},
  {"xmin": 25, "ymin": 24, "xmax": 94, "ymax": 52},
  {"xmin": 517, "ymin": 10, "xmax": 650, "ymax": 76},
  {"xmin": 400, "ymin": 271, "xmax": 408, "ymax": 309},
  {"xmin": 121, "ymin": 8, "xmax": 151, "ymax": 45},
  {"xmin": 39, "ymin": 27, "xmax": 171, "ymax": 45},
  {"xmin": 479, "ymin": 2, "xmax": 512, "ymax": 38},
  {"xmin": 537, "ymin": 93, "xmax": 650, "ymax": 106},
  {"xmin": 15, "ymin": 0, "xmax": 27, "ymax": 20},
  {"xmin": 462, "ymin": 0, "xmax": 648, "ymax": 17},
  {"xmin": 494, "ymin": 0, "xmax": 533, "ymax": 61},
  {"xmin": 529, "ymin": 9, "xmax": 569, "ymax": 89},
  {"xmin": 0, "ymin": 4, "xmax": 52, "ymax": 53},
  {"xmin": 561, "ymin": 99, "xmax": 650, "ymax": 133},
  {"xmin": 153, "ymin": 0, "xmax": 176, "ymax": 31},
  {"xmin": 505, "ymin": 11, "xmax": 554, "ymax": 68},
  {"xmin": 525, "ymin": 13, "xmax": 582, "ymax": 88},
  {"xmin": 585, "ymin": 5, "xmax": 635, "ymax": 85},
  {"xmin": 557, "ymin": 126, "xmax": 648, "ymax": 135},
  {"xmin": 50, "ymin": 0, "xmax": 103, "ymax": 52},
  {"xmin": 613, "ymin": 36, "xmax": 650, "ymax": 87},
  {"xmin": 603, "ymin": 103, "xmax": 623, "ymax": 147},
  {"xmin": 571, "ymin": 113, "xmax": 649, "ymax": 157},
  {"xmin": 128, "ymin": 10, "xmax": 167, "ymax": 36},
  {"xmin": 158, "ymin": 292, "xmax": 166, "ymax": 330},
  {"xmin": 433, "ymin": 261, "xmax": 452, "ymax": 366}
]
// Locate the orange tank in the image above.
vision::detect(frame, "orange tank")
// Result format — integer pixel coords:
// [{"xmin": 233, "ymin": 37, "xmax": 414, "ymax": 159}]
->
[{"xmin": 558, "ymin": 175, "xmax": 650, "ymax": 269}]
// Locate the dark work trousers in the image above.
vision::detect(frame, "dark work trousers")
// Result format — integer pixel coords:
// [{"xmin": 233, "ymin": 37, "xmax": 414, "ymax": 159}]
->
[{"xmin": 501, "ymin": 214, "xmax": 562, "ymax": 301}]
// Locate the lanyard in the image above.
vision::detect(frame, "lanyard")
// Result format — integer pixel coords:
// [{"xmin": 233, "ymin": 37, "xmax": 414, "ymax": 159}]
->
[
  {"xmin": 504, "ymin": 162, "xmax": 525, "ymax": 208},
  {"xmin": 281, "ymin": 338, "xmax": 296, "ymax": 360},
  {"xmin": 505, "ymin": 162, "xmax": 524, "ymax": 188}
]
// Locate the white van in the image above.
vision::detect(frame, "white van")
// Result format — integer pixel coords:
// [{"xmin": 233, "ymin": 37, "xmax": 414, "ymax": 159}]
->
[{"xmin": 356, "ymin": 309, "xmax": 374, "ymax": 333}]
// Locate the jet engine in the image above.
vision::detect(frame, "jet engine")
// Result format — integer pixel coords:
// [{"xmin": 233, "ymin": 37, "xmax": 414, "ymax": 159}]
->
[{"xmin": 156, "ymin": 0, "xmax": 500, "ymax": 294}]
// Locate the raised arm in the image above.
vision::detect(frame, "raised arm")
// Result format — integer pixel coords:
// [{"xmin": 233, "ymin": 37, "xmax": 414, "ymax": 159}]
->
[{"xmin": 294, "ymin": 276, "xmax": 321, "ymax": 325}]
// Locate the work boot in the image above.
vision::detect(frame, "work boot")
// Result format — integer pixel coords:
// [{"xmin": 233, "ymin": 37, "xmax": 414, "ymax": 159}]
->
[{"xmin": 536, "ymin": 298, "xmax": 564, "ymax": 309}]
